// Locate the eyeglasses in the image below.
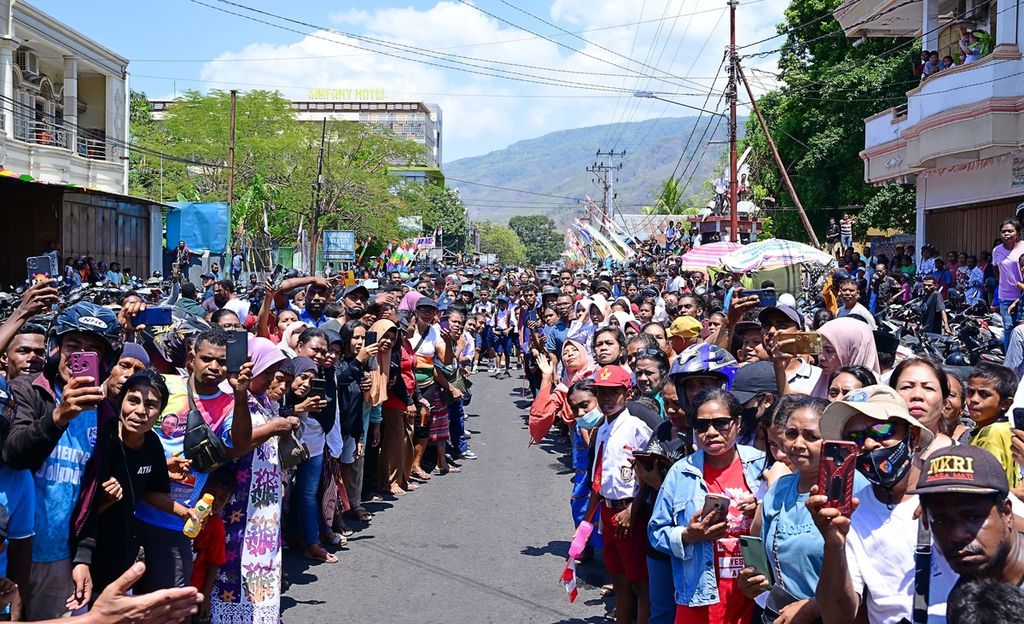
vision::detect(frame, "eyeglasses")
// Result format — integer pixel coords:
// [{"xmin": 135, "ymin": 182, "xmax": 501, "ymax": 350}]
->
[
  {"xmin": 843, "ymin": 421, "xmax": 899, "ymax": 445},
  {"xmin": 693, "ymin": 417, "xmax": 736, "ymax": 433}
]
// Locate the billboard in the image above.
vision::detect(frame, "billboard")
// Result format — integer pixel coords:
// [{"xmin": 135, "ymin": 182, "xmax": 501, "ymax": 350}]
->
[{"xmin": 322, "ymin": 230, "xmax": 356, "ymax": 261}]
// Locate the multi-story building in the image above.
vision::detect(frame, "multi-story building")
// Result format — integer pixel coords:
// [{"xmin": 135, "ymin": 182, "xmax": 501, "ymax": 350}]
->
[
  {"xmin": 150, "ymin": 98, "xmax": 444, "ymax": 181},
  {"xmin": 836, "ymin": 0, "xmax": 1024, "ymax": 255},
  {"xmin": 0, "ymin": 1, "xmax": 162, "ymax": 285}
]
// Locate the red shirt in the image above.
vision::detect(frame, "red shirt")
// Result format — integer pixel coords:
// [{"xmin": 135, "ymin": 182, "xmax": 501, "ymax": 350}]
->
[
  {"xmin": 674, "ymin": 458, "xmax": 754, "ymax": 624},
  {"xmin": 190, "ymin": 514, "xmax": 227, "ymax": 591},
  {"xmin": 383, "ymin": 341, "xmax": 416, "ymax": 411}
]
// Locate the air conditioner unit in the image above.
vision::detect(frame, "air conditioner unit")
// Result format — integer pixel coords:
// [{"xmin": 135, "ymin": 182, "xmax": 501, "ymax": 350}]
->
[{"xmin": 15, "ymin": 50, "xmax": 39, "ymax": 75}]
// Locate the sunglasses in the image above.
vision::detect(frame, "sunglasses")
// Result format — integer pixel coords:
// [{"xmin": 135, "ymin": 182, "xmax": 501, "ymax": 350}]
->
[
  {"xmin": 843, "ymin": 421, "xmax": 899, "ymax": 445},
  {"xmin": 693, "ymin": 417, "xmax": 736, "ymax": 433},
  {"xmin": 634, "ymin": 348, "xmax": 665, "ymax": 360}
]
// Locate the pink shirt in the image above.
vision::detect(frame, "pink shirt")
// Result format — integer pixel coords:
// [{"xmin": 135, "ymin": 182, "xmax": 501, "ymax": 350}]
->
[{"xmin": 993, "ymin": 242, "xmax": 1024, "ymax": 301}]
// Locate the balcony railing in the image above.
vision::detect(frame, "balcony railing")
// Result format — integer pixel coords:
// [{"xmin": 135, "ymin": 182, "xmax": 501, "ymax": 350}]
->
[
  {"xmin": 77, "ymin": 135, "xmax": 108, "ymax": 161},
  {"xmin": 12, "ymin": 119, "xmax": 111, "ymax": 162}
]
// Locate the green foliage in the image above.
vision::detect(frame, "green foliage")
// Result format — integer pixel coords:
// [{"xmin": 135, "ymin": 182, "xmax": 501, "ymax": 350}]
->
[
  {"xmin": 858, "ymin": 184, "xmax": 916, "ymax": 234},
  {"xmin": 743, "ymin": 0, "xmax": 917, "ymax": 242},
  {"xmin": 508, "ymin": 215, "xmax": 563, "ymax": 265},
  {"xmin": 476, "ymin": 221, "xmax": 527, "ymax": 265},
  {"xmin": 129, "ymin": 89, "xmax": 427, "ymax": 250}
]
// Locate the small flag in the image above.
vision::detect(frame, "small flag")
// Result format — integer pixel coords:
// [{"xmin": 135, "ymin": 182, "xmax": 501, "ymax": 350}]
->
[{"xmin": 560, "ymin": 559, "xmax": 579, "ymax": 603}]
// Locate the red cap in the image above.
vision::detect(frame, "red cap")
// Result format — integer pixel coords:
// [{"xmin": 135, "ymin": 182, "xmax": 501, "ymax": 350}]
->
[{"xmin": 592, "ymin": 365, "xmax": 633, "ymax": 389}]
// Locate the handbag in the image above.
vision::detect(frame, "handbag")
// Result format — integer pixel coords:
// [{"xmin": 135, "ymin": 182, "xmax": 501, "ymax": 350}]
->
[
  {"xmin": 277, "ymin": 426, "xmax": 310, "ymax": 471},
  {"xmin": 182, "ymin": 383, "xmax": 229, "ymax": 473}
]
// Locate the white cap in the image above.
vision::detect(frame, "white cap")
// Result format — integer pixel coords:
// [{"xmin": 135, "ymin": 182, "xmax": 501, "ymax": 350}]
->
[{"xmin": 778, "ymin": 292, "xmax": 797, "ymax": 308}]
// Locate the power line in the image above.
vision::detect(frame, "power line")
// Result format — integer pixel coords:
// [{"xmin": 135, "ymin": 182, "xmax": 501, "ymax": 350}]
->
[{"xmin": 445, "ymin": 177, "xmax": 583, "ymax": 201}]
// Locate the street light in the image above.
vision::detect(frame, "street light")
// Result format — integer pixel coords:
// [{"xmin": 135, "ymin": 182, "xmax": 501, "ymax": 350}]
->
[{"xmin": 633, "ymin": 91, "xmax": 727, "ymax": 118}]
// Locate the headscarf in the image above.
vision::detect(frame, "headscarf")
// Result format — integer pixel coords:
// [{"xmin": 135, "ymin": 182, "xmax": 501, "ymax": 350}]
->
[
  {"xmin": 566, "ymin": 298, "xmax": 596, "ymax": 351},
  {"xmin": 609, "ymin": 310, "xmax": 637, "ymax": 334},
  {"xmin": 250, "ymin": 336, "xmax": 287, "ymax": 379},
  {"xmin": 589, "ymin": 293, "xmax": 609, "ymax": 326},
  {"xmin": 398, "ymin": 290, "xmax": 423, "ymax": 312},
  {"xmin": 559, "ymin": 338, "xmax": 597, "ymax": 390},
  {"xmin": 812, "ymin": 317, "xmax": 881, "ymax": 397},
  {"xmin": 279, "ymin": 321, "xmax": 309, "ymax": 357},
  {"xmin": 279, "ymin": 355, "xmax": 317, "ymax": 379},
  {"xmin": 368, "ymin": 319, "xmax": 397, "ymax": 407}
]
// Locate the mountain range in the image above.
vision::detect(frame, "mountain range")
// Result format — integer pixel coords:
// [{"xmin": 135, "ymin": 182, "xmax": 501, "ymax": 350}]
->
[{"xmin": 444, "ymin": 115, "xmax": 743, "ymax": 226}]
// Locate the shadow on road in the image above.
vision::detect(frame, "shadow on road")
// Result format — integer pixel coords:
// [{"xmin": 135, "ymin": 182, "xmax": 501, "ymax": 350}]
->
[{"xmin": 520, "ymin": 539, "xmax": 570, "ymax": 558}]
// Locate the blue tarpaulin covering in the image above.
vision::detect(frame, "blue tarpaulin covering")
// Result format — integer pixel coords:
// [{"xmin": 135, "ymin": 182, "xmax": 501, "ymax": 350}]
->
[{"xmin": 167, "ymin": 202, "xmax": 230, "ymax": 253}]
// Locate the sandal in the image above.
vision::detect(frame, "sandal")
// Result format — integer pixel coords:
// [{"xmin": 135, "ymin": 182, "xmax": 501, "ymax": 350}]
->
[
  {"xmin": 411, "ymin": 470, "xmax": 433, "ymax": 482},
  {"xmin": 348, "ymin": 507, "xmax": 373, "ymax": 522},
  {"xmin": 403, "ymin": 482, "xmax": 419, "ymax": 492},
  {"xmin": 323, "ymin": 531, "xmax": 348, "ymax": 546},
  {"xmin": 435, "ymin": 465, "xmax": 462, "ymax": 475},
  {"xmin": 303, "ymin": 546, "xmax": 338, "ymax": 564},
  {"xmin": 389, "ymin": 486, "xmax": 407, "ymax": 497}
]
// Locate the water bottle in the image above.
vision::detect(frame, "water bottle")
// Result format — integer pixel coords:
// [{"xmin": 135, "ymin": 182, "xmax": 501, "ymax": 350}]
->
[{"xmin": 183, "ymin": 493, "xmax": 215, "ymax": 539}]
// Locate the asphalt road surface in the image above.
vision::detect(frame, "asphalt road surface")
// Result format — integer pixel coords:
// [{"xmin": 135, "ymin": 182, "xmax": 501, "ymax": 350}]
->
[{"xmin": 281, "ymin": 372, "xmax": 613, "ymax": 623}]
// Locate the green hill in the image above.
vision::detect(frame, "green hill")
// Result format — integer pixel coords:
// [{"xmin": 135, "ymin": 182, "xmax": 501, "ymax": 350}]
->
[{"xmin": 445, "ymin": 116, "xmax": 741, "ymax": 225}]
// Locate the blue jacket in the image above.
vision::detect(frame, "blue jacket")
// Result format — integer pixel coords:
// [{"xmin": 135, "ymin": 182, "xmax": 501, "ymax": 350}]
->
[{"xmin": 647, "ymin": 445, "xmax": 766, "ymax": 607}]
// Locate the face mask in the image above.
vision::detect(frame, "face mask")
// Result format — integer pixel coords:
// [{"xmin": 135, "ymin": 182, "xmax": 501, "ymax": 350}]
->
[
  {"xmin": 856, "ymin": 430, "xmax": 913, "ymax": 489},
  {"xmin": 740, "ymin": 404, "xmax": 760, "ymax": 425},
  {"xmin": 577, "ymin": 408, "xmax": 604, "ymax": 430},
  {"xmin": 346, "ymin": 306, "xmax": 366, "ymax": 319}
]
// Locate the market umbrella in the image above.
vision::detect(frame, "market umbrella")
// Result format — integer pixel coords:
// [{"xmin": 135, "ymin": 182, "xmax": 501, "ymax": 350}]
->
[
  {"xmin": 719, "ymin": 238, "xmax": 835, "ymax": 272},
  {"xmin": 678, "ymin": 241, "xmax": 743, "ymax": 271}
]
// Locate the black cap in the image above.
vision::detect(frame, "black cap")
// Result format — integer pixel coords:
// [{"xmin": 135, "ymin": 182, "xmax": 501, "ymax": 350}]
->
[
  {"xmin": 541, "ymin": 286, "xmax": 561, "ymax": 298},
  {"xmin": 416, "ymin": 297, "xmax": 438, "ymax": 310},
  {"xmin": 729, "ymin": 361, "xmax": 778, "ymax": 403},
  {"xmin": 873, "ymin": 330, "xmax": 900, "ymax": 355},
  {"xmin": 343, "ymin": 284, "xmax": 369, "ymax": 299},
  {"xmin": 911, "ymin": 445, "xmax": 1009, "ymax": 497}
]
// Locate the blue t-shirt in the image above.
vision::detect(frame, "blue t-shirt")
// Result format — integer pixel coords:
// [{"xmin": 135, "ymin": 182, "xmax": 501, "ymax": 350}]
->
[
  {"xmin": 760, "ymin": 473, "xmax": 823, "ymax": 600},
  {"xmin": 0, "ymin": 466, "xmax": 35, "ymax": 574},
  {"xmin": 33, "ymin": 390, "xmax": 96, "ymax": 563},
  {"xmin": 544, "ymin": 320, "xmax": 570, "ymax": 359}
]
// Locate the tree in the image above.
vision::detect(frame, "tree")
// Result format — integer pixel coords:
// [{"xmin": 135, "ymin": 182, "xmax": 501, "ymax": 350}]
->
[
  {"xmin": 508, "ymin": 215, "xmax": 563, "ymax": 265},
  {"xmin": 412, "ymin": 184, "xmax": 468, "ymax": 255},
  {"xmin": 742, "ymin": 0, "xmax": 916, "ymax": 241},
  {"xmin": 476, "ymin": 221, "xmax": 527, "ymax": 265}
]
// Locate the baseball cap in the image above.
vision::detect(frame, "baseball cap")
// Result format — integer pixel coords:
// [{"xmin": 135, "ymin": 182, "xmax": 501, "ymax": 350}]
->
[
  {"xmin": 591, "ymin": 365, "xmax": 633, "ymax": 389},
  {"xmin": 343, "ymin": 284, "xmax": 369, "ymax": 299},
  {"xmin": 910, "ymin": 445, "xmax": 1009, "ymax": 497},
  {"xmin": 541, "ymin": 285, "xmax": 561, "ymax": 298},
  {"xmin": 416, "ymin": 297, "xmax": 438, "ymax": 310},
  {"xmin": 668, "ymin": 316, "xmax": 702, "ymax": 339},
  {"xmin": 820, "ymin": 384, "xmax": 935, "ymax": 449},
  {"xmin": 595, "ymin": 281, "xmax": 613, "ymax": 295},
  {"xmin": 873, "ymin": 330, "xmax": 900, "ymax": 355},
  {"xmin": 729, "ymin": 361, "xmax": 777, "ymax": 403},
  {"xmin": 758, "ymin": 305, "xmax": 805, "ymax": 330}
]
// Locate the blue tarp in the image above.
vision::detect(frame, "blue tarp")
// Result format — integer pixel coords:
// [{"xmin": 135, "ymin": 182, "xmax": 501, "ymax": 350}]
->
[{"xmin": 167, "ymin": 202, "xmax": 230, "ymax": 254}]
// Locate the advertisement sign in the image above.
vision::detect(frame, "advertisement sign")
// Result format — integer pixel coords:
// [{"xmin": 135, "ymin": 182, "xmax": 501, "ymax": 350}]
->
[{"xmin": 323, "ymin": 230, "xmax": 356, "ymax": 261}]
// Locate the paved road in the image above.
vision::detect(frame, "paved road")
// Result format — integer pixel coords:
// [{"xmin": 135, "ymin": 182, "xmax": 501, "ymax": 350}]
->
[{"xmin": 281, "ymin": 372, "xmax": 612, "ymax": 623}]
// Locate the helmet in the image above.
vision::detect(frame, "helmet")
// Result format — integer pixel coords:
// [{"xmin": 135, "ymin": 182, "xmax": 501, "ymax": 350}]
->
[
  {"xmin": 944, "ymin": 351, "xmax": 971, "ymax": 367},
  {"xmin": 946, "ymin": 288, "xmax": 964, "ymax": 308},
  {"xmin": 139, "ymin": 306, "xmax": 210, "ymax": 368},
  {"xmin": 46, "ymin": 301, "xmax": 124, "ymax": 377},
  {"xmin": 670, "ymin": 343, "xmax": 738, "ymax": 388}
]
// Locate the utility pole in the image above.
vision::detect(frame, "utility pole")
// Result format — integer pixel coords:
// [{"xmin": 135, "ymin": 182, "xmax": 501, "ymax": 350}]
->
[
  {"xmin": 227, "ymin": 90, "xmax": 236, "ymax": 212},
  {"xmin": 727, "ymin": 0, "xmax": 739, "ymax": 243},
  {"xmin": 310, "ymin": 118, "xmax": 327, "ymax": 274},
  {"xmin": 586, "ymin": 149, "xmax": 625, "ymax": 228}
]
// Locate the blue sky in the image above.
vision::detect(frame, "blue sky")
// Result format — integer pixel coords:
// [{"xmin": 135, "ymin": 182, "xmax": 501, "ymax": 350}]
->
[{"xmin": 31, "ymin": 0, "xmax": 788, "ymax": 162}]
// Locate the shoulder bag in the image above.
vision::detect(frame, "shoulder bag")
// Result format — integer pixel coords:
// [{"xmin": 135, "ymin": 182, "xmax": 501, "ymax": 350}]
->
[{"xmin": 182, "ymin": 382, "xmax": 229, "ymax": 473}]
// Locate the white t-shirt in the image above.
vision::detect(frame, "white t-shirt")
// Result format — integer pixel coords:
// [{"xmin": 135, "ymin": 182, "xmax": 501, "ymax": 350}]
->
[
  {"xmin": 224, "ymin": 297, "xmax": 249, "ymax": 324},
  {"xmin": 591, "ymin": 409, "xmax": 653, "ymax": 501},
  {"xmin": 299, "ymin": 411, "xmax": 326, "ymax": 457},
  {"xmin": 837, "ymin": 302, "xmax": 878, "ymax": 329},
  {"xmin": 846, "ymin": 482, "xmax": 957, "ymax": 624}
]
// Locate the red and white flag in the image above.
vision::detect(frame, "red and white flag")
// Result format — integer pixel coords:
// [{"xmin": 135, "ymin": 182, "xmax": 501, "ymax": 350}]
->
[{"xmin": 560, "ymin": 559, "xmax": 579, "ymax": 603}]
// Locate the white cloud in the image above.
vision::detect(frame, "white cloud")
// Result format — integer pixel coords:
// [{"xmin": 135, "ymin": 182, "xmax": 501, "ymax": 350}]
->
[{"xmin": 196, "ymin": 0, "xmax": 790, "ymax": 161}]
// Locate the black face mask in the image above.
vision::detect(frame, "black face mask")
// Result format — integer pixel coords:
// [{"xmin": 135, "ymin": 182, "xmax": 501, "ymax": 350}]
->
[
  {"xmin": 346, "ymin": 306, "xmax": 366, "ymax": 320},
  {"xmin": 856, "ymin": 430, "xmax": 913, "ymax": 490}
]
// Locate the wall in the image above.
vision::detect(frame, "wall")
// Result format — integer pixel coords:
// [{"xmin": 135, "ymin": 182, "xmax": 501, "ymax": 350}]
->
[
  {"xmin": 925, "ymin": 198, "xmax": 1024, "ymax": 255},
  {"xmin": 0, "ymin": 178, "xmax": 61, "ymax": 286},
  {"xmin": 77, "ymin": 75, "xmax": 105, "ymax": 131},
  {"xmin": 61, "ymin": 191, "xmax": 151, "ymax": 276}
]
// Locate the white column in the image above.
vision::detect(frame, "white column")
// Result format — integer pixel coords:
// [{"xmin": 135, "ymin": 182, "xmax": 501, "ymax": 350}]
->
[
  {"xmin": 995, "ymin": 0, "xmax": 1021, "ymax": 46},
  {"xmin": 0, "ymin": 38, "xmax": 15, "ymax": 139},
  {"xmin": 915, "ymin": 178, "xmax": 927, "ymax": 266},
  {"xmin": 63, "ymin": 55, "xmax": 77, "ymax": 153},
  {"xmin": 921, "ymin": 0, "xmax": 939, "ymax": 51}
]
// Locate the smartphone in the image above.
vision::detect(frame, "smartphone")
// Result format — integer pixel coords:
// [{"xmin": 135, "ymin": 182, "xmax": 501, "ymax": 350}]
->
[
  {"xmin": 702, "ymin": 493, "xmax": 731, "ymax": 521},
  {"xmin": 309, "ymin": 377, "xmax": 326, "ymax": 401},
  {"xmin": 779, "ymin": 331, "xmax": 823, "ymax": 356},
  {"xmin": 224, "ymin": 329, "xmax": 248, "ymax": 374},
  {"xmin": 818, "ymin": 440, "xmax": 859, "ymax": 516},
  {"xmin": 268, "ymin": 264, "xmax": 286, "ymax": 290},
  {"xmin": 439, "ymin": 318, "xmax": 450, "ymax": 332},
  {"xmin": 364, "ymin": 278, "xmax": 379, "ymax": 290},
  {"xmin": 744, "ymin": 288, "xmax": 777, "ymax": 308},
  {"xmin": 26, "ymin": 256, "xmax": 52, "ymax": 283},
  {"xmin": 1013, "ymin": 408, "xmax": 1024, "ymax": 431},
  {"xmin": 68, "ymin": 351, "xmax": 100, "ymax": 385},
  {"xmin": 131, "ymin": 306, "xmax": 173, "ymax": 328},
  {"xmin": 739, "ymin": 536, "xmax": 773, "ymax": 583},
  {"xmin": 364, "ymin": 330, "xmax": 377, "ymax": 346}
]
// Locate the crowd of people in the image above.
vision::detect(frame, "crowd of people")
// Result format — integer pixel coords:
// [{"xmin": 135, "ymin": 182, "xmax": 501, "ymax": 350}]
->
[
  {"xmin": 911, "ymin": 25, "xmax": 993, "ymax": 82},
  {"xmin": 519, "ymin": 224, "xmax": 1024, "ymax": 624}
]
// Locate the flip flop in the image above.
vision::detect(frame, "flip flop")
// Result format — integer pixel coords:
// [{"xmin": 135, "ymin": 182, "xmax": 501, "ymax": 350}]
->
[{"xmin": 304, "ymin": 548, "xmax": 338, "ymax": 564}]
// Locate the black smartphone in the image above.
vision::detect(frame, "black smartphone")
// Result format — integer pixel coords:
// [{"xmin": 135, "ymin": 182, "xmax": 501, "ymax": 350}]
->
[
  {"xmin": 225, "ymin": 329, "xmax": 248, "ymax": 374},
  {"xmin": 365, "ymin": 330, "xmax": 377, "ymax": 345},
  {"xmin": 269, "ymin": 264, "xmax": 285, "ymax": 290},
  {"xmin": 1013, "ymin": 408, "xmax": 1024, "ymax": 431},
  {"xmin": 132, "ymin": 306, "xmax": 173, "ymax": 328},
  {"xmin": 309, "ymin": 377, "xmax": 326, "ymax": 401},
  {"xmin": 26, "ymin": 256, "xmax": 52, "ymax": 283}
]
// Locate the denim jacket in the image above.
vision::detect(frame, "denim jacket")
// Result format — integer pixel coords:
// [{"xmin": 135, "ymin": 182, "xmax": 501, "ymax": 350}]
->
[{"xmin": 647, "ymin": 445, "xmax": 766, "ymax": 607}]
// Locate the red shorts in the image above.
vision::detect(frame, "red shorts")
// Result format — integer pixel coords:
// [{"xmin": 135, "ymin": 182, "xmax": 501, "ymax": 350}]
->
[{"xmin": 600, "ymin": 504, "xmax": 649, "ymax": 584}]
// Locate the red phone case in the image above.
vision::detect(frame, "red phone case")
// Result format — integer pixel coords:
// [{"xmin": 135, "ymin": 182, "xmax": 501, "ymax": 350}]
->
[
  {"xmin": 69, "ymin": 352, "xmax": 100, "ymax": 384},
  {"xmin": 818, "ymin": 440, "xmax": 858, "ymax": 515}
]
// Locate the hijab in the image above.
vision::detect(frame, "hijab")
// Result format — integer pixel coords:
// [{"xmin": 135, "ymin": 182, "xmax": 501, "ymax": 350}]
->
[
  {"xmin": 279, "ymin": 321, "xmax": 309, "ymax": 357},
  {"xmin": 280, "ymin": 355, "xmax": 317, "ymax": 379},
  {"xmin": 368, "ymin": 319, "xmax": 397, "ymax": 407},
  {"xmin": 609, "ymin": 310, "xmax": 636, "ymax": 332},
  {"xmin": 398, "ymin": 290, "xmax": 423, "ymax": 312},
  {"xmin": 566, "ymin": 298, "xmax": 596, "ymax": 350},
  {"xmin": 812, "ymin": 317, "xmax": 881, "ymax": 397},
  {"xmin": 247, "ymin": 336, "xmax": 288, "ymax": 409},
  {"xmin": 559, "ymin": 338, "xmax": 597, "ymax": 389},
  {"xmin": 589, "ymin": 293, "xmax": 610, "ymax": 326}
]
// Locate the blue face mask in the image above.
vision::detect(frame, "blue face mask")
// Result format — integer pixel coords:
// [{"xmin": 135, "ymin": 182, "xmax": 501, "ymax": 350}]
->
[{"xmin": 577, "ymin": 408, "xmax": 604, "ymax": 430}]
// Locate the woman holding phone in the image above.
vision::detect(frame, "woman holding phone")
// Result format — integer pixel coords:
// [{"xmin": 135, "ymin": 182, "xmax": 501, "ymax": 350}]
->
[
  {"xmin": 736, "ymin": 396, "xmax": 829, "ymax": 624},
  {"xmin": 648, "ymin": 388, "xmax": 765, "ymax": 623}
]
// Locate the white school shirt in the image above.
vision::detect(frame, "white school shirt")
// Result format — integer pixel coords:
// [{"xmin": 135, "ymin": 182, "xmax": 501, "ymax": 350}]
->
[{"xmin": 591, "ymin": 409, "xmax": 652, "ymax": 501}]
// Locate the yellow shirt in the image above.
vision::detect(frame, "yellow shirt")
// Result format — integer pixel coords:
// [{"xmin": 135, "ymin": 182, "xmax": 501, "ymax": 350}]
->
[{"xmin": 970, "ymin": 420, "xmax": 1021, "ymax": 489}]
